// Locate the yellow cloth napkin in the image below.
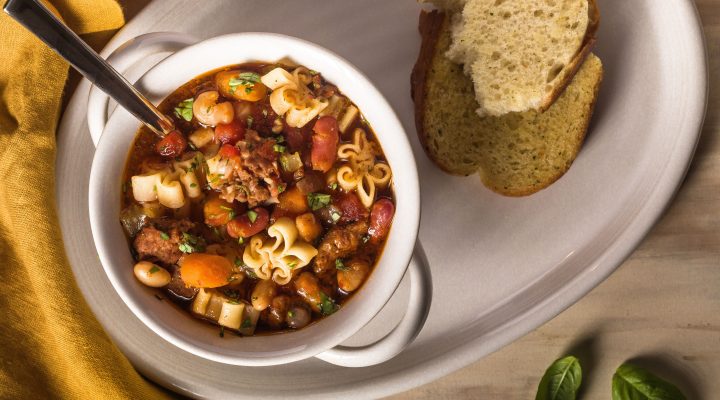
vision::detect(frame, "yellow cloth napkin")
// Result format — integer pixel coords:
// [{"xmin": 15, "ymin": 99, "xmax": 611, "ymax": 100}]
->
[{"xmin": 0, "ymin": 1, "xmax": 172, "ymax": 398}]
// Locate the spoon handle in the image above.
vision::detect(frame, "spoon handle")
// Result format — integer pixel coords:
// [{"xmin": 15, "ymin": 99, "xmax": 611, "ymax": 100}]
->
[{"xmin": 3, "ymin": 0, "xmax": 174, "ymax": 136}]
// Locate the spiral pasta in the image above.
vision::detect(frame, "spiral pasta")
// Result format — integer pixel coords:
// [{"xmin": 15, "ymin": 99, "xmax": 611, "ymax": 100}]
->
[
  {"xmin": 336, "ymin": 128, "xmax": 392, "ymax": 208},
  {"xmin": 242, "ymin": 217, "xmax": 318, "ymax": 285},
  {"xmin": 261, "ymin": 67, "xmax": 328, "ymax": 128}
]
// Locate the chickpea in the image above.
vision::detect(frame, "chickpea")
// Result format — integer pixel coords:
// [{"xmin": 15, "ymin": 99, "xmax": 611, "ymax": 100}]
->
[
  {"xmin": 295, "ymin": 213, "xmax": 322, "ymax": 242},
  {"xmin": 192, "ymin": 91, "xmax": 234, "ymax": 126},
  {"xmin": 337, "ymin": 258, "xmax": 370, "ymax": 293},
  {"xmin": 251, "ymin": 279, "xmax": 277, "ymax": 311},
  {"xmin": 133, "ymin": 261, "xmax": 171, "ymax": 288},
  {"xmin": 267, "ymin": 295, "xmax": 290, "ymax": 328},
  {"xmin": 294, "ymin": 272, "xmax": 322, "ymax": 312},
  {"xmin": 325, "ymin": 167, "xmax": 338, "ymax": 189}
]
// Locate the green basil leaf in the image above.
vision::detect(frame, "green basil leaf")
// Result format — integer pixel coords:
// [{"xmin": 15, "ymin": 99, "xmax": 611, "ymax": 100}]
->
[
  {"xmin": 612, "ymin": 364, "xmax": 686, "ymax": 400},
  {"xmin": 535, "ymin": 355, "xmax": 582, "ymax": 400}
]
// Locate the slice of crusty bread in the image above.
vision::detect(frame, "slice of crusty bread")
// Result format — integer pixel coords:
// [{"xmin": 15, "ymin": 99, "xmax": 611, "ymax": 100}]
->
[
  {"xmin": 411, "ymin": 10, "xmax": 603, "ymax": 196},
  {"xmin": 440, "ymin": 0, "xmax": 599, "ymax": 116}
]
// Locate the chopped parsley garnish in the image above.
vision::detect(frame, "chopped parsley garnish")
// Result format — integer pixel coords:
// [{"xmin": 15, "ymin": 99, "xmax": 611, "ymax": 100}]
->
[
  {"xmin": 278, "ymin": 183, "xmax": 286, "ymax": 193},
  {"xmin": 159, "ymin": 231, "xmax": 170, "ymax": 241},
  {"xmin": 173, "ymin": 98, "xmax": 194, "ymax": 121},
  {"xmin": 247, "ymin": 210, "xmax": 258, "ymax": 223},
  {"xmin": 330, "ymin": 182, "xmax": 338, "ymax": 190},
  {"xmin": 229, "ymin": 72, "xmax": 261, "ymax": 94},
  {"xmin": 220, "ymin": 205, "xmax": 235, "ymax": 219},
  {"xmin": 288, "ymin": 260, "xmax": 298, "ymax": 269},
  {"xmin": 275, "ymin": 135, "xmax": 285, "ymax": 143},
  {"xmin": 335, "ymin": 258, "xmax": 348, "ymax": 271},
  {"xmin": 178, "ymin": 232, "xmax": 204, "ymax": 254},
  {"xmin": 331, "ymin": 211, "xmax": 342, "ymax": 222},
  {"xmin": 309, "ymin": 69, "xmax": 319, "ymax": 75},
  {"xmin": 241, "ymin": 317, "xmax": 252, "ymax": 329},
  {"xmin": 148, "ymin": 266, "xmax": 160, "ymax": 274},
  {"xmin": 273, "ymin": 144, "xmax": 286, "ymax": 153},
  {"xmin": 319, "ymin": 292, "xmax": 339, "ymax": 316},
  {"xmin": 238, "ymin": 237, "xmax": 244, "ymax": 245},
  {"xmin": 246, "ymin": 116, "xmax": 254, "ymax": 128},
  {"xmin": 287, "ymin": 310, "xmax": 295, "ymax": 318},
  {"xmin": 189, "ymin": 182, "xmax": 197, "ymax": 188},
  {"xmin": 307, "ymin": 193, "xmax": 331, "ymax": 211}
]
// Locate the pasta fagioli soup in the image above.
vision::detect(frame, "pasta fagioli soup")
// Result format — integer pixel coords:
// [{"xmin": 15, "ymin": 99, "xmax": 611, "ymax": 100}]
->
[{"xmin": 120, "ymin": 62, "xmax": 395, "ymax": 336}]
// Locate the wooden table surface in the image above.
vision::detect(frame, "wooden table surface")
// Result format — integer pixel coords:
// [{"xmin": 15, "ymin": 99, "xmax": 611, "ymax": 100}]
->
[{"xmin": 84, "ymin": 1, "xmax": 718, "ymax": 398}]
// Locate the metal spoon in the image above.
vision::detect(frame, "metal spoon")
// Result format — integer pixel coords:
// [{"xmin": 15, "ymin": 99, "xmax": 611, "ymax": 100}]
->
[{"xmin": 3, "ymin": 0, "xmax": 174, "ymax": 136}]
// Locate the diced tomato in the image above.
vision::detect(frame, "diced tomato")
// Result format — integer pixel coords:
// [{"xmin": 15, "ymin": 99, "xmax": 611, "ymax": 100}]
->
[
  {"xmin": 155, "ymin": 130, "xmax": 187, "ymax": 158},
  {"xmin": 311, "ymin": 116, "xmax": 339, "ymax": 172},
  {"xmin": 368, "ymin": 198, "xmax": 394, "ymax": 244},
  {"xmin": 334, "ymin": 192, "xmax": 368, "ymax": 224},
  {"xmin": 226, "ymin": 207, "xmax": 270, "ymax": 238},
  {"xmin": 214, "ymin": 119, "xmax": 246, "ymax": 145},
  {"xmin": 218, "ymin": 144, "xmax": 241, "ymax": 159}
]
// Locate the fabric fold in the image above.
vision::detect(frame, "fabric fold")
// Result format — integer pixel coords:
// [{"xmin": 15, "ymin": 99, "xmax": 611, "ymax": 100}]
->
[{"xmin": 0, "ymin": 1, "xmax": 171, "ymax": 398}]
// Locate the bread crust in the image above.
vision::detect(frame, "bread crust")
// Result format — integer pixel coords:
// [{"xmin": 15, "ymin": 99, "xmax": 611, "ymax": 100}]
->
[
  {"xmin": 489, "ymin": 60, "xmax": 604, "ymax": 196},
  {"xmin": 539, "ymin": 0, "xmax": 600, "ymax": 112},
  {"xmin": 411, "ymin": 10, "xmax": 464, "ymax": 174},
  {"xmin": 411, "ymin": 8, "xmax": 604, "ymax": 196}
]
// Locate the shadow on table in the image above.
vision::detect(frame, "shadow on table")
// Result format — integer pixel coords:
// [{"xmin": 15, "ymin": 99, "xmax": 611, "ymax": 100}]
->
[{"xmin": 562, "ymin": 331, "xmax": 600, "ymax": 399}]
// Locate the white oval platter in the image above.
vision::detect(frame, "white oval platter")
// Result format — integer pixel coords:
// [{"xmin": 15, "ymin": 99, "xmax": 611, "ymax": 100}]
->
[{"xmin": 55, "ymin": 0, "xmax": 707, "ymax": 398}]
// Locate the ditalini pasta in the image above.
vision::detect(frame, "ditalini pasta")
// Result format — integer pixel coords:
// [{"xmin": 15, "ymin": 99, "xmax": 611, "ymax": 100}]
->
[
  {"xmin": 120, "ymin": 61, "xmax": 396, "ymax": 336},
  {"xmin": 130, "ymin": 153, "xmax": 204, "ymax": 209}
]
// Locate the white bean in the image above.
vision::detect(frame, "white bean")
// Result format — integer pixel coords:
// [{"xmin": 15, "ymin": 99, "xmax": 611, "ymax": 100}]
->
[
  {"xmin": 133, "ymin": 261, "xmax": 171, "ymax": 288},
  {"xmin": 251, "ymin": 279, "xmax": 277, "ymax": 311}
]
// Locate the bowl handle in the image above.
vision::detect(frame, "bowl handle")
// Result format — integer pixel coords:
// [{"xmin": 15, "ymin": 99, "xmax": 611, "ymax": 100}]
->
[
  {"xmin": 315, "ymin": 242, "xmax": 433, "ymax": 367},
  {"xmin": 86, "ymin": 32, "xmax": 198, "ymax": 147}
]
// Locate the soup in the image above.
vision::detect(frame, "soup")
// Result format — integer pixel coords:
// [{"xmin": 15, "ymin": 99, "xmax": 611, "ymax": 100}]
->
[{"xmin": 120, "ymin": 62, "xmax": 395, "ymax": 336}]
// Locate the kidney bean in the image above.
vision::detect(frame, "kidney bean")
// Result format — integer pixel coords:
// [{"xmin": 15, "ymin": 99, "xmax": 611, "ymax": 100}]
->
[
  {"xmin": 226, "ymin": 207, "xmax": 269, "ymax": 238},
  {"xmin": 333, "ymin": 191, "xmax": 368, "ymax": 224},
  {"xmin": 310, "ymin": 116, "xmax": 339, "ymax": 172},
  {"xmin": 368, "ymin": 198, "xmax": 394, "ymax": 244},
  {"xmin": 214, "ymin": 119, "xmax": 246, "ymax": 145}
]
